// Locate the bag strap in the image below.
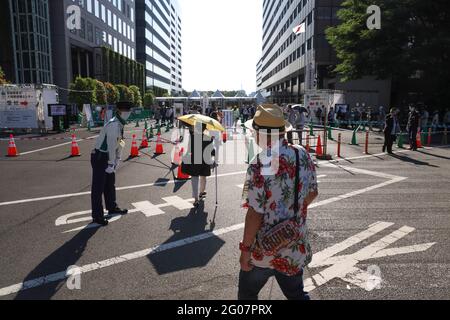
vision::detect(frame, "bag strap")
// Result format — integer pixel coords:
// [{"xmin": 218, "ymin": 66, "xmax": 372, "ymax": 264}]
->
[{"xmin": 293, "ymin": 145, "xmax": 300, "ymax": 215}]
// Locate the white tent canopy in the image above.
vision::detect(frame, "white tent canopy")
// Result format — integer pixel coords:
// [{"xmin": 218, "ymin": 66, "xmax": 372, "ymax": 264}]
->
[{"xmin": 211, "ymin": 90, "xmax": 225, "ymax": 99}]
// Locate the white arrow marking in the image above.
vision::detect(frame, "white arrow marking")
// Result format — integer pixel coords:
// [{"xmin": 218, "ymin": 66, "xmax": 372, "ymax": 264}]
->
[{"xmin": 304, "ymin": 224, "xmax": 437, "ymax": 292}]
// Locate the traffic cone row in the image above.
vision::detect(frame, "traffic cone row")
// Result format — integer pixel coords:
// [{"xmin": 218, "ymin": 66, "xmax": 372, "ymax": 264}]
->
[
  {"xmin": 155, "ymin": 133, "xmax": 165, "ymax": 155},
  {"xmin": 305, "ymin": 135, "xmax": 310, "ymax": 153},
  {"xmin": 172, "ymin": 142, "xmax": 181, "ymax": 165},
  {"xmin": 416, "ymin": 130, "xmax": 423, "ymax": 149},
  {"xmin": 176, "ymin": 147, "xmax": 190, "ymax": 180},
  {"xmin": 140, "ymin": 129, "xmax": 149, "ymax": 149},
  {"xmin": 316, "ymin": 135, "xmax": 323, "ymax": 157},
  {"xmin": 7, "ymin": 134, "xmax": 19, "ymax": 157},
  {"xmin": 70, "ymin": 134, "xmax": 81, "ymax": 157},
  {"xmin": 129, "ymin": 134, "xmax": 140, "ymax": 158}
]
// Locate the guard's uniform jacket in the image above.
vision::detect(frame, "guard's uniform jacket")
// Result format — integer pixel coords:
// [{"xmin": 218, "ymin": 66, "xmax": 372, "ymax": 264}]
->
[{"xmin": 91, "ymin": 115, "xmax": 126, "ymax": 220}]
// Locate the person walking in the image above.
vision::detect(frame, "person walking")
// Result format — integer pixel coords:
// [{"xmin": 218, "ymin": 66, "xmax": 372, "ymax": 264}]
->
[
  {"xmin": 181, "ymin": 123, "xmax": 215, "ymax": 207},
  {"xmin": 407, "ymin": 105, "xmax": 421, "ymax": 151},
  {"xmin": 90, "ymin": 102, "xmax": 132, "ymax": 226},
  {"xmin": 421, "ymin": 108, "xmax": 429, "ymax": 131},
  {"xmin": 233, "ymin": 106, "xmax": 241, "ymax": 132},
  {"xmin": 242, "ymin": 106, "xmax": 250, "ymax": 123},
  {"xmin": 383, "ymin": 108, "xmax": 400, "ymax": 154},
  {"xmin": 444, "ymin": 108, "xmax": 450, "ymax": 129},
  {"xmin": 238, "ymin": 104, "xmax": 319, "ymax": 300},
  {"xmin": 378, "ymin": 106, "xmax": 386, "ymax": 132},
  {"xmin": 431, "ymin": 110, "xmax": 440, "ymax": 132},
  {"xmin": 287, "ymin": 106, "xmax": 299, "ymax": 144}
]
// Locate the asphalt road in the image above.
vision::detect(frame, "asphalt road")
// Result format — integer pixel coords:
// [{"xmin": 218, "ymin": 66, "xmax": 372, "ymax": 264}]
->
[{"xmin": 0, "ymin": 125, "xmax": 449, "ymax": 300}]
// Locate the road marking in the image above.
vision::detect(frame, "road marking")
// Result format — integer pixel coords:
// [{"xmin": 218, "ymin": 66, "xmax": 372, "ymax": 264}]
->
[
  {"xmin": 56, "ymin": 197, "xmax": 195, "ymax": 233},
  {"xmin": 19, "ymin": 136, "xmax": 98, "ymax": 156},
  {"xmin": 0, "ymin": 171, "xmax": 247, "ymax": 207},
  {"xmin": 0, "ymin": 166, "xmax": 409, "ymax": 297},
  {"xmin": 303, "ymin": 223, "xmax": 436, "ymax": 292},
  {"xmin": 0, "ymin": 223, "xmax": 245, "ymax": 297}
]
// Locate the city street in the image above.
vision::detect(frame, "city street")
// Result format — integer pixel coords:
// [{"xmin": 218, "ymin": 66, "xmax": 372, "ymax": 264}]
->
[{"xmin": 0, "ymin": 125, "xmax": 449, "ymax": 300}]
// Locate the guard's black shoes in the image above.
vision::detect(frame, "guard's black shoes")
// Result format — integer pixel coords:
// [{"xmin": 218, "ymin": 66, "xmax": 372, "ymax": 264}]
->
[
  {"xmin": 93, "ymin": 219, "xmax": 109, "ymax": 226},
  {"xmin": 108, "ymin": 208, "xmax": 128, "ymax": 216}
]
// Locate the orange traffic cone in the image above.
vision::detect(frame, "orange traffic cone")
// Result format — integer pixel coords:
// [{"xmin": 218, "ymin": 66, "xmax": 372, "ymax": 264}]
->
[
  {"xmin": 70, "ymin": 134, "xmax": 81, "ymax": 157},
  {"xmin": 222, "ymin": 131, "xmax": 227, "ymax": 143},
  {"xmin": 7, "ymin": 134, "xmax": 19, "ymax": 157},
  {"xmin": 416, "ymin": 131, "xmax": 423, "ymax": 148},
  {"xmin": 140, "ymin": 129, "xmax": 149, "ymax": 149},
  {"xmin": 155, "ymin": 133, "xmax": 164, "ymax": 155},
  {"xmin": 129, "ymin": 134, "xmax": 140, "ymax": 158},
  {"xmin": 172, "ymin": 143, "xmax": 181, "ymax": 165},
  {"xmin": 316, "ymin": 135, "xmax": 323, "ymax": 156},
  {"xmin": 176, "ymin": 148, "xmax": 190, "ymax": 180}
]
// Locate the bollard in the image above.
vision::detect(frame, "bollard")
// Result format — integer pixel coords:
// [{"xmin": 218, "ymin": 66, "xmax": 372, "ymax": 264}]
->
[
  {"xmin": 397, "ymin": 133, "xmax": 404, "ymax": 149},
  {"xmin": 309, "ymin": 122, "xmax": 314, "ymax": 136},
  {"xmin": 365, "ymin": 131, "xmax": 369, "ymax": 154},
  {"xmin": 337, "ymin": 133, "xmax": 342, "ymax": 158},
  {"xmin": 351, "ymin": 129, "xmax": 358, "ymax": 145},
  {"xmin": 427, "ymin": 128, "xmax": 432, "ymax": 147},
  {"xmin": 328, "ymin": 127, "xmax": 333, "ymax": 140}
]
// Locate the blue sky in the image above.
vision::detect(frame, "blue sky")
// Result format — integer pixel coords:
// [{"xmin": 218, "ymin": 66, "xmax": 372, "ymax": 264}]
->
[{"xmin": 179, "ymin": 0, "xmax": 262, "ymax": 94}]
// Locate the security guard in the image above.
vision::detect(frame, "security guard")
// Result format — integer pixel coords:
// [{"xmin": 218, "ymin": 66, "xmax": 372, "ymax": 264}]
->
[{"xmin": 91, "ymin": 101, "xmax": 133, "ymax": 226}]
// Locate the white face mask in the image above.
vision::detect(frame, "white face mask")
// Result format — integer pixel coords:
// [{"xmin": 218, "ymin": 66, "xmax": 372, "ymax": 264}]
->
[{"xmin": 120, "ymin": 111, "xmax": 131, "ymax": 121}]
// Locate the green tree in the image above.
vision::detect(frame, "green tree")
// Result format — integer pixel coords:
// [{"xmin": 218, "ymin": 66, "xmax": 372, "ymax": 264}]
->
[
  {"xmin": 104, "ymin": 82, "xmax": 119, "ymax": 105},
  {"xmin": 69, "ymin": 77, "xmax": 96, "ymax": 109},
  {"xmin": 129, "ymin": 85, "xmax": 143, "ymax": 107},
  {"xmin": 143, "ymin": 91, "xmax": 155, "ymax": 109},
  {"xmin": 95, "ymin": 80, "xmax": 107, "ymax": 105},
  {"xmin": 326, "ymin": 0, "xmax": 450, "ymax": 108},
  {"xmin": 115, "ymin": 84, "xmax": 133, "ymax": 102},
  {"xmin": 0, "ymin": 66, "xmax": 8, "ymax": 84}
]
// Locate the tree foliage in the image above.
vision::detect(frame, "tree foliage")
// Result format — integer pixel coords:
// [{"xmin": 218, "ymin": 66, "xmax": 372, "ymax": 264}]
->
[
  {"xmin": 95, "ymin": 80, "xmax": 107, "ymax": 105},
  {"xmin": 326, "ymin": 0, "xmax": 450, "ymax": 106},
  {"xmin": 143, "ymin": 91, "xmax": 155, "ymax": 109},
  {"xmin": 104, "ymin": 82, "xmax": 119, "ymax": 105},
  {"xmin": 0, "ymin": 66, "xmax": 8, "ymax": 84},
  {"xmin": 69, "ymin": 77, "xmax": 96, "ymax": 108},
  {"xmin": 115, "ymin": 84, "xmax": 134, "ymax": 103},
  {"xmin": 129, "ymin": 85, "xmax": 143, "ymax": 107}
]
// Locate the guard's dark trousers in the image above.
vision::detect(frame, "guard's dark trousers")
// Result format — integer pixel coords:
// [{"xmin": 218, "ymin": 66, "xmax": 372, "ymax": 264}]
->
[
  {"xmin": 91, "ymin": 150, "xmax": 117, "ymax": 220},
  {"xmin": 383, "ymin": 132, "xmax": 395, "ymax": 153},
  {"xmin": 409, "ymin": 128, "xmax": 418, "ymax": 150}
]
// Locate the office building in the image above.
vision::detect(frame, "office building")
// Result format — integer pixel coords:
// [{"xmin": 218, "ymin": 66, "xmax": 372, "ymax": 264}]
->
[
  {"xmin": 136, "ymin": 0, "xmax": 182, "ymax": 95},
  {"xmin": 259, "ymin": 0, "xmax": 390, "ymax": 107},
  {"xmin": 1, "ymin": 0, "xmax": 53, "ymax": 84},
  {"xmin": 49, "ymin": 0, "xmax": 144, "ymax": 99}
]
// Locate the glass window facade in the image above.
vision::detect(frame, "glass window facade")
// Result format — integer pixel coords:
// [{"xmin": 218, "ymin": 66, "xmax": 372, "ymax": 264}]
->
[
  {"xmin": 9, "ymin": 0, "xmax": 53, "ymax": 84},
  {"xmin": 137, "ymin": 0, "xmax": 182, "ymax": 94}
]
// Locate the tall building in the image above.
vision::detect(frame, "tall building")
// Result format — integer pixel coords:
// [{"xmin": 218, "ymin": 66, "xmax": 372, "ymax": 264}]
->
[
  {"xmin": 259, "ymin": 0, "xmax": 390, "ymax": 107},
  {"xmin": 49, "ymin": 0, "xmax": 144, "ymax": 100},
  {"xmin": 136, "ymin": 0, "xmax": 182, "ymax": 95},
  {"xmin": 1, "ymin": 0, "xmax": 53, "ymax": 84}
]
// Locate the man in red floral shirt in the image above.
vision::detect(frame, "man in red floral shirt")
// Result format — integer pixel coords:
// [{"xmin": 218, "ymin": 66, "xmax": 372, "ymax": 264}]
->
[{"xmin": 239, "ymin": 104, "xmax": 318, "ymax": 300}]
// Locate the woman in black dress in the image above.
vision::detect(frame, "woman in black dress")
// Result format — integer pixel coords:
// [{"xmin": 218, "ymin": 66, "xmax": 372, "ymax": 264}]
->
[{"xmin": 181, "ymin": 123, "xmax": 215, "ymax": 207}]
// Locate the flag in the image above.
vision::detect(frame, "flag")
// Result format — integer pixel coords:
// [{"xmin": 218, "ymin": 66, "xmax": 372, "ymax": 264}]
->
[{"xmin": 292, "ymin": 23, "xmax": 306, "ymax": 35}]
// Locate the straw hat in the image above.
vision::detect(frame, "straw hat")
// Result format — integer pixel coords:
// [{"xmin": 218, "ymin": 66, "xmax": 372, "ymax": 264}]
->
[{"xmin": 244, "ymin": 104, "xmax": 293, "ymax": 134}]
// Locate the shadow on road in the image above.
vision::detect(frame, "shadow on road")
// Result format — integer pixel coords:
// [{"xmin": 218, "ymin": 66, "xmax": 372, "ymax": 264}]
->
[
  {"xmin": 14, "ymin": 228, "xmax": 98, "ymax": 300},
  {"xmin": 417, "ymin": 150, "xmax": 450, "ymax": 161},
  {"xmin": 148, "ymin": 202, "xmax": 224, "ymax": 275},
  {"xmin": 389, "ymin": 153, "xmax": 439, "ymax": 167}
]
